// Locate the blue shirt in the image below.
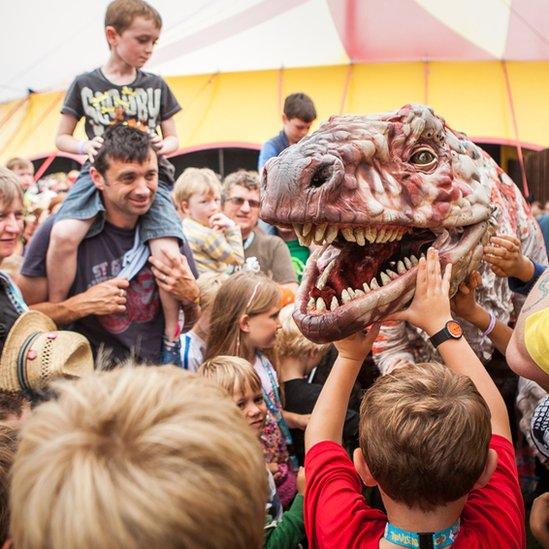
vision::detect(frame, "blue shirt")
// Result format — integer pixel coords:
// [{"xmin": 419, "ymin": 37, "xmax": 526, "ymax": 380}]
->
[
  {"xmin": 508, "ymin": 261, "xmax": 547, "ymax": 296},
  {"xmin": 258, "ymin": 130, "xmax": 289, "ymax": 170}
]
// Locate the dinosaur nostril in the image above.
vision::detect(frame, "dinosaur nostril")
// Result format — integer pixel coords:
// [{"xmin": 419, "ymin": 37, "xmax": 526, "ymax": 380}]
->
[{"xmin": 310, "ymin": 163, "xmax": 333, "ymax": 188}]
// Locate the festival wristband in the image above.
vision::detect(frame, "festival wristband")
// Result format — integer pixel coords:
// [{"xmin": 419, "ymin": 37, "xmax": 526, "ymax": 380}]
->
[{"xmin": 481, "ymin": 312, "xmax": 496, "ymax": 338}]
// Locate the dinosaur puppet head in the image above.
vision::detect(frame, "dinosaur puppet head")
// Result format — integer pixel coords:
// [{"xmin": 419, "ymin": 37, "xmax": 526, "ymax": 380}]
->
[{"xmin": 261, "ymin": 104, "xmax": 496, "ymax": 343}]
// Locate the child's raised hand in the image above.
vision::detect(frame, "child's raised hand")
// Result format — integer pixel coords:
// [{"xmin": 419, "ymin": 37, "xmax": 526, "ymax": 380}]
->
[
  {"xmin": 334, "ymin": 323, "xmax": 380, "ymax": 362},
  {"xmin": 209, "ymin": 212, "xmax": 235, "ymax": 231},
  {"xmin": 388, "ymin": 247, "xmax": 452, "ymax": 335},
  {"xmin": 85, "ymin": 136, "xmax": 104, "ymax": 161},
  {"xmin": 483, "ymin": 235, "xmax": 533, "ymax": 281},
  {"xmin": 450, "ymin": 270, "xmax": 482, "ymax": 322}
]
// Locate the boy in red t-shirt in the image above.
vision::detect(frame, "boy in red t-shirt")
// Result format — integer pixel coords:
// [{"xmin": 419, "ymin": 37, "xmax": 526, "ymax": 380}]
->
[{"xmin": 304, "ymin": 247, "xmax": 525, "ymax": 549}]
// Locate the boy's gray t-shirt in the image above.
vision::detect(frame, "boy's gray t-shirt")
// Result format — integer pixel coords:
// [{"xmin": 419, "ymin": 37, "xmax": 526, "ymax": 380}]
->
[{"xmin": 61, "ymin": 68, "xmax": 181, "ymax": 139}]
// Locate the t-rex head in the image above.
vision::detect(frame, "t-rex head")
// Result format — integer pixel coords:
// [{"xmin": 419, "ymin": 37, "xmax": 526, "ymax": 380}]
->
[{"xmin": 261, "ymin": 104, "xmax": 496, "ymax": 343}]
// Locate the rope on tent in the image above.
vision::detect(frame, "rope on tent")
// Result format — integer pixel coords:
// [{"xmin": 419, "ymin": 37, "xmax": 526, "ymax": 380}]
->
[
  {"xmin": 0, "ymin": 96, "xmax": 29, "ymax": 128},
  {"xmin": 423, "ymin": 58, "xmax": 430, "ymax": 105},
  {"xmin": 339, "ymin": 63, "xmax": 353, "ymax": 114},
  {"xmin": 7, "ymin": 91, "xmax": 64, "ymax": 159},
  {"xmin": 277, "ymin": 66, "xmax": 284, "ymax": 115},
  {"xmin": 33, "ymin": 151, "xmax": 57, "ymax": 182},
  {"xmin": 501, "ymin": 60, "xmax": 529, "ymax": 197}
]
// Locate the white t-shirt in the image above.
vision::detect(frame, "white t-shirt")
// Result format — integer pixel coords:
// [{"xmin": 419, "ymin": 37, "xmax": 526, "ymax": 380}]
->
[{"xmin": 180, "ymin": 331, "xmax": 205, "ymax": 372}]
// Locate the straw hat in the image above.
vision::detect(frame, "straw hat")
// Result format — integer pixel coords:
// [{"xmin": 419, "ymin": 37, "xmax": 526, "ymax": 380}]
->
[{"xmin": 0, "ymin": 311, "xmax": 93, "ymax": 393}]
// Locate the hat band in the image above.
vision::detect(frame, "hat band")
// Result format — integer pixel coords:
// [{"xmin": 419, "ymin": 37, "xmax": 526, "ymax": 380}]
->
[{"xmin": 17, "ymin": 331, "xmax": 42, "ymax": 393}]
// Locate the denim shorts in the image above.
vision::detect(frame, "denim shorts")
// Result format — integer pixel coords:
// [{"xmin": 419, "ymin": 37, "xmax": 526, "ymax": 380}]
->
[{"xmin": 56, "ymin": 159, "xmax": 183, "ymax": 242}]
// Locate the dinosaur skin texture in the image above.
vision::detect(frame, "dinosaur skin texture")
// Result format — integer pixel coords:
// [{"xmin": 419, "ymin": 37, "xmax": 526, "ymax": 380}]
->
[{"xmin": 261, "ymin": 104, "xmax": 547, "ymax": 369}]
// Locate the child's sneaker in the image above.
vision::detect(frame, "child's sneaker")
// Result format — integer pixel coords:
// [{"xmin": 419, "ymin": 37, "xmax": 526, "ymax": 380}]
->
[{"xmin": 162, "ymin": 336, "xmax": 182, "ymax": 367}]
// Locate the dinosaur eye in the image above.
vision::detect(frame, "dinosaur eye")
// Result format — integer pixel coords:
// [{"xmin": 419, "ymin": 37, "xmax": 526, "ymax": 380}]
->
[{"xmin": 410, "ymin": 149, "xmax": 437, "ymax": 166}]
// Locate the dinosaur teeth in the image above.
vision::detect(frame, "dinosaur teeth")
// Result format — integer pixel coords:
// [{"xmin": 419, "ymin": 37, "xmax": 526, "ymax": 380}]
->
[
  {"xmin": 342, "ymin": 228, "xmax": 356, "ymax": 242},
  {"xmin": 347, "ymin": 287, "xmax": 356, "ymax": 299},
  {"xmin": 370, "ymin": 278, "xmax": 380, "ymax": 290},
  {"xmin": 316, "ymin": 297, "xmax": 326, "ymax": 312},
  {"xmin": 404, "ymin": 257, "xmax": 412, "ymax": 269},
  {"xmin": 316, "ymin": 259, "xmax": 336, "ymax": 290},
  {"xmin": 386, "ymin": 269, "xmax": 398, "ymax": 280},
  {"xmin": 363, "ymin": 282, "xmax": 370, "ymax": 292},
  {"xmin": 354, "ymin": 289, "xmax": 365, "ymax": 298},
  {"xmin": 330, "ymin": 296, "xmax": 339, "ymax": 311},
  {"xmin": 397, "ymin": 260, "xmax": 406, "ymax": 274},
  {"xmin": 315, "ymin": 223, "xmax": 327, "ymax": 242},
  {"xmin": 355, "ymin": 228, "xmax": 366, "ymax": 246},
  {"xmin": 325, "ymin": 225, "xmax": 339, "ymax": 244},
  {"xmin": 365, "ymin": 227, "xmax": 376, "ymax": 243},
  {"xmin": 307, "ymin": 297, "xmax": 315, "ymax": 311},
  {"xmin": 380, "ymin": 272, "xmax": 391, "ymax": 286},
  {"xmin": 303, "ymin": 223, "xmax": 313, "ymax": 237},
  {"xmin": 410, "ymin": 255, "xmax": 419, "ymax": 266},
  {"xmin": 341, "ymin": 289, "xmax": 351, "ymax": 303}
]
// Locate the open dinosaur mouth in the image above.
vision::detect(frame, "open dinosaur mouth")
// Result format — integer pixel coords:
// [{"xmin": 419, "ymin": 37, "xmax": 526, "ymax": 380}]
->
[{"xmin": 290, "ymin": 221, "xmax": 487, "ymax": 343}]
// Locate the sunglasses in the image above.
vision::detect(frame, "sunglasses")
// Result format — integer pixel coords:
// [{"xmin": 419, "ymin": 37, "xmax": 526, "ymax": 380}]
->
[{"xmin": 226, "ymin": 197, "xmax": 261, "ymax": 209}]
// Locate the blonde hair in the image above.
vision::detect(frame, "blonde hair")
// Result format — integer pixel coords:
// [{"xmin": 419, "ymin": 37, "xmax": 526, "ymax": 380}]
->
[
  {"xmin": 197, "ymin": 272, "xmax": 229, "ymax": 311},
  {"xmin": 0, "ymin": 166, "xmax": 23, "ymax": 209},
  {"xmin": 105, "ymin": 0, "xmax": 162, "ymax": 33},
  {"xmin": 173, "ymin": 168, "xmax": 222, "ymax": 211},
  {"xmin": 204, "ymin": 272, "xmax": 280, "ymax": 361},
  {"xmin": 6, "ymin": 158, "xmax": 33, "ymax": 174},
  {"xmin": 10, "ymin": 366, "xmax": 266, "ymax": 549},
  {"xmin": 359, "ymin": 362, "xmax": 491, "ymax": 512},
  {"xmin": 0, "ymin": 426, "xmax": 17, "ymax": 545},
  {"xmin": 198, "ymin": 356, "xmax": 261, "ymax": 397},
  {"xmin": 275, "ymin": 304, "xmax": 330, "ymax": 360}
]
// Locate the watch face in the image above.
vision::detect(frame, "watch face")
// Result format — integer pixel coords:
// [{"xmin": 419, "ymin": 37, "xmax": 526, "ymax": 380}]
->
[{"xmin": 447, "ymin": 320, "xmax": 462, "ymax": 338}]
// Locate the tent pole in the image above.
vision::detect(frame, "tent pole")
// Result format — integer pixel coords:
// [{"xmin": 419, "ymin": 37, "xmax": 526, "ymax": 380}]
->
[
  {"xmin": 501, "ymin": 60, "xmax": 529, "ymax": 197},
  {"xmin": 33, "ymin": 151, "xmax": 57, "ymax": 182},
  {"xmin": 339, "ymin": 63, "xmax": 353, "ymax": 114}
]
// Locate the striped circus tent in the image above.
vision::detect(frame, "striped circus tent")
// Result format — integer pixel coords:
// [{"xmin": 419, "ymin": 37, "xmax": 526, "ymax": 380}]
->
[{"xmin": 1, "ymin": 0, "xmax": 549, "ymax": 194}]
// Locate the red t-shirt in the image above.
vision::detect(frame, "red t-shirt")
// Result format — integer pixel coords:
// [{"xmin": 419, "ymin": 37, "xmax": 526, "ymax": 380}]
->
[{"xmin": 304, "ymin": 435, "xmax": 525, "ymax": 548}]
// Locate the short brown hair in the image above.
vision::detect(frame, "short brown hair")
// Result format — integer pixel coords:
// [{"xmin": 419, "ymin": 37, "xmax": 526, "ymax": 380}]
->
[
  {"xmin": 10, "ymin": 366, "xmax": 267, "ymax": 549},
  {"xmin": 0, "ymin": 426, "xmax": 17, "ymax": 545},
  {"xmin": 105, "ymin": 0, "xmax": 162, "ymax": 33},
  {"xmin": 198, "ymin": 355, "xmax": 262, "ymax": 397},
  {"xmin": 283, "ymin": 93, "xmax": 316, "ymax": 122},
  {"xmin": 0, "ymin": 390, "xmax": 29, "ymax": 423},
  {"xmin": 222, "ymin": 170, "xmax": 259, "ymax": 203},
  {"xmin": 6, "ymin": 158, "xmax": 33, "ymax": 174},
  {"xmin": 359, "ymin": 362, "xmax": 491, "ymax": 511}
]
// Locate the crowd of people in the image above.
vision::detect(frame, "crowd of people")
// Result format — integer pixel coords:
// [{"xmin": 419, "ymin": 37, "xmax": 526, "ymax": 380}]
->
[{"xmin": 0, "ymin": 0, "xmax": 549, "ymax": 547}]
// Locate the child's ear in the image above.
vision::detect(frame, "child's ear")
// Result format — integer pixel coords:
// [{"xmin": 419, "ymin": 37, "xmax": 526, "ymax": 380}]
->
[
  {"xmin": 239, "ymin": 314, "xmax": 251, "ymax": 333},
  {"xmin": 179, "ymin": 200, "xmax": 190, "ymax": 215},
  {"xmin": 353, "ymin": 448, "xmax": 378, "ymax": 487},
  {"xmin": 90, "ymin": 167, "xmax": 106, "ymax": 191},
  {"xmin": 105, "ymin": 26, "xmax": 119, "ymax": 46},
  {"xmin": 473, "ymin": 448, "xmax": 498, "ymax": 489}
]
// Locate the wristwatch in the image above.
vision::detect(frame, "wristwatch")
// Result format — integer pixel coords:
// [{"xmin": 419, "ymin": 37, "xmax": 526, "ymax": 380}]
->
[{"xmin": 429, "ymin": 320, "xmax": 463, "ymax": 348}]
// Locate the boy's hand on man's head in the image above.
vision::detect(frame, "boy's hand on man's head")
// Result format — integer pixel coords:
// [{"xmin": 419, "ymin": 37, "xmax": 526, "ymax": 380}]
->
[
  {"xmin": 483, "ymin": 235, "xmax": 534, "ymax": 281},
  {"xmin": 334, "ymin": 323, "xmax": 380, "ymax": 362},
  {"xmin": 85, "ymin": 136, "xmax": 104, "ymax": 161},
  {"xmin": 388, "ymin": 247, "xmax": 452, "ymax": 336}
]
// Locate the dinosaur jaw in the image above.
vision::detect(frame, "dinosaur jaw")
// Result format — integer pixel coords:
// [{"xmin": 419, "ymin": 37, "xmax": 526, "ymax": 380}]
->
[{"xmin": 293, "ymin": 221, "xmax": 491, "ymax": 343}]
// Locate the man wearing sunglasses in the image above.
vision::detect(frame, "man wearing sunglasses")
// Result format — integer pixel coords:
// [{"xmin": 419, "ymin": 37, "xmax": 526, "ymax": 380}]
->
[{"xmin": 222, "ymin": 170, "xmax": 298, "ymax": 292}]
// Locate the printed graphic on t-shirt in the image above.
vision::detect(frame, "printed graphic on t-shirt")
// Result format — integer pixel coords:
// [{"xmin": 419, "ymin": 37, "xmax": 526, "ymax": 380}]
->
[
  {"xmin": 89, "ymin": 258, "xmax": 159, "ymax": 335},
  {"xmin": 82, "ymin": 85, "xmax": 161, "ymax": 136}
]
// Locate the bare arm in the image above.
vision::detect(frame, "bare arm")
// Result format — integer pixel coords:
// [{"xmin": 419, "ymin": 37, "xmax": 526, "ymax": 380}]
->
[
  {"xmin": 391, "ymin": 248, "xmax": 511, "ymax": 441},
  {"xmin": 55, "ymin": 113, "xmax": 103, "ymax": 158},
  {"xmin": 305, "ymin": 325, "xmax": 380, "ymax": 451},
  {"xmin": 506, "ymin": 268, "xmax": 549, "ymax": 390},
  {"xmin": 155, "ymin": 117, "xmax": 179, "ymax": 156},
  {"xmin": 16, "ymin": 274, "xmax": 129, "ymax": 327},
  {"xmin": 451, "ymin": 271, "xmax": 513, "ymax": 355}
]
